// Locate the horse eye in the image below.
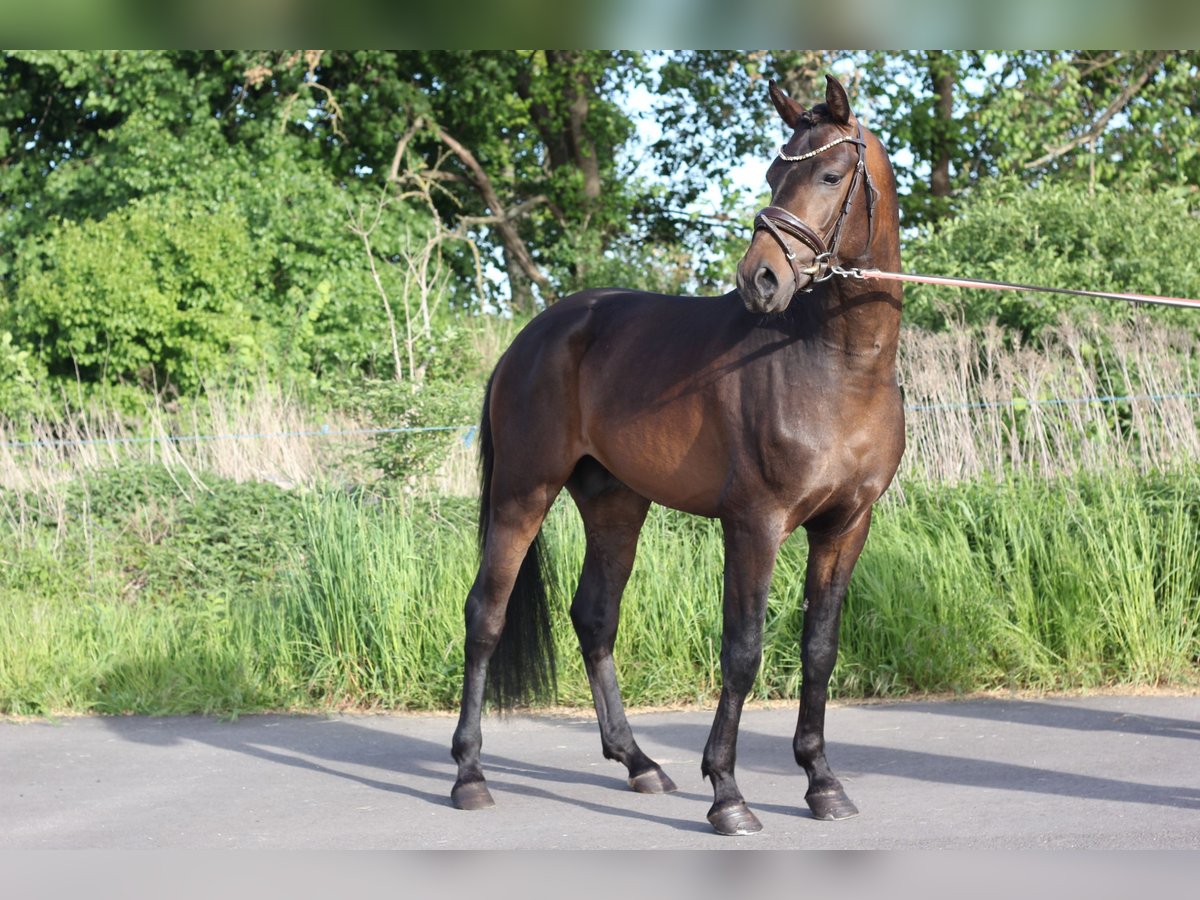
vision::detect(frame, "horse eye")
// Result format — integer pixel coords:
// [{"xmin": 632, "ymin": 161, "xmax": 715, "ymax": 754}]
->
[{"xmin": 822, "ymin": 172, "xmax": 842, "ymax": 185}]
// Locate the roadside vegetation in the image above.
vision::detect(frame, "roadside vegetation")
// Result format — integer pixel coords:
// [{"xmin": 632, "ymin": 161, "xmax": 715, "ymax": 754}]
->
[
  {"xmin": 3, "ymin": 315, "xmax": 1199, "ymax": 716},
  {"xmin": 3, "ymin": 51, "xmax": 1200, "ymax": 715}
]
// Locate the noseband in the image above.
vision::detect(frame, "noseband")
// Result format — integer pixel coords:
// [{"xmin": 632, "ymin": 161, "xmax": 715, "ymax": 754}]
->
[{"xmin": 752, "ymin": 120, "xmax": 878, "ymax": 291}]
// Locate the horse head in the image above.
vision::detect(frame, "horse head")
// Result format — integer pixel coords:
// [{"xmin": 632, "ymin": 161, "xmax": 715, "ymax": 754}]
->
[{"xmin": 736, "ymin": 75, "xmax": 891, "ymax": 314}]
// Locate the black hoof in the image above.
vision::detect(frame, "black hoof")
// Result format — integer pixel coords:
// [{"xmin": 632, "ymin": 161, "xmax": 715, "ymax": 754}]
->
[
  {"xmin": 451, "ymin": 779, "xmax": 495, "ymax": 810},
  {"xmin": 706, "ymin": 800, "xmax": 763, "ymax": 835},
  {"xmin": 628, "ymin": 766, "xmax": 678, "ymax": 794},
  {"xmin": 806, "ymin": 789, "xmax": 859, "ymax": 820}
]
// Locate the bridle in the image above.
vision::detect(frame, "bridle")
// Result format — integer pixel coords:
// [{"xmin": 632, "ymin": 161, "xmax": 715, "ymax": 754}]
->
[
  {"xmin": 751, "ymin": 118, "xmax": 1200, "ymax": 314},
  {"xmin": 752, "ymin": 119, "xmax": 879, "ymax": 291}
]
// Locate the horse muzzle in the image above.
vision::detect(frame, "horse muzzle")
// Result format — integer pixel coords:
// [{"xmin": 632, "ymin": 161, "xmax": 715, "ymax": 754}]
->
[{"xmin": 736, "ymin": 242, "xmax": 816, "ymax": 314}]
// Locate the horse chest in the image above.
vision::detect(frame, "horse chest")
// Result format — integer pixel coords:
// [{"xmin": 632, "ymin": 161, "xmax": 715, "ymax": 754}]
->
[{"xmin": 745, "ymin": 378, "xmax": 903, "ymax": 511}]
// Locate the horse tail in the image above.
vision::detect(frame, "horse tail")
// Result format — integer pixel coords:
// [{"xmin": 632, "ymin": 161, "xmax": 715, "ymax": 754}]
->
[{"xmin": 476, "ymin": 371, "xmax": 557, "ymax": 710}]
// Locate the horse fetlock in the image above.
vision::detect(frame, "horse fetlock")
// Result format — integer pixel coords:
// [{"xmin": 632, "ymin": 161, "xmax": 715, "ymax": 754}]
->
[{"xmin": 793, "ymin": 732, "xmax": 826, "ymax": 767}]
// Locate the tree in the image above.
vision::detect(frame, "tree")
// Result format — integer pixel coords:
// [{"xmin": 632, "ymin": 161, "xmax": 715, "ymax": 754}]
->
[
  {"xmin": 0, "ymin": 51, "xmax": 430, "ymax": 389},
  {"xmin": 374, "ymin": 51, "xmax": 649, "ymax": 311},
  {"xmin": 903, "ymin": 175, "xmax": 1200, "ymax": 335},
  {"xmin": 309, "ymin": 51, "xmax": 839, "ymax": 309},
  {"xmin": 856, "ymin": 51, "xmax": 1200, "ymax": 227}
]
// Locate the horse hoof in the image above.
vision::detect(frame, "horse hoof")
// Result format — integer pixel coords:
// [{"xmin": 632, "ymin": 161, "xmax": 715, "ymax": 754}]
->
[
  {"xmin": 806, "ymin": 789, "xmax": 859, "ymax": 820},
  {"xmin": 451, "ymin": 779, "xmax": 496, "ymax": 810},
  {"xmin": 628, "ymin": 766, "xmax": 678, "ymax": 794},
  {"xmin": 707, "ymin": 801, "xmax": 763, "ymax": 835}
]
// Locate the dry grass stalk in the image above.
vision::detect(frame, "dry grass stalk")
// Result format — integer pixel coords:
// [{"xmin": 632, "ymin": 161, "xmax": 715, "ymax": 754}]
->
[
  {"xmin": 0, "ymin": 380, "xmax": 366, "ymax": 497},
  {"xmin": 899, "ymin": 314, "xmax": 1200, "ymax": 483},
  {"xmin": 2, "ymin": 317, "xmax": 1197, "ymax": 512}
]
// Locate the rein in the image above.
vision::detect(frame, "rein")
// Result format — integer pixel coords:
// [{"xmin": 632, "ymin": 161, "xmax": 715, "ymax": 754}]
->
[{"xmin": 828, "ymin": 266, "xmax": 1200, "ymax": 312}]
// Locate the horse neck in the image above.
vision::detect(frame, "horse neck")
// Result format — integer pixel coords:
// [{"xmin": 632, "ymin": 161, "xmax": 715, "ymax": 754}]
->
[{"xmin": 801, "ymin": 239, "xmax": 902, "ymax": 368}]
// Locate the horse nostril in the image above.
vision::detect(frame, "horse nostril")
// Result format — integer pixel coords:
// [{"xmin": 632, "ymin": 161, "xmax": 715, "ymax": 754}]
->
[{"xmin": 753, "ymin": 265, "xmax": 779, "ymax": 298}]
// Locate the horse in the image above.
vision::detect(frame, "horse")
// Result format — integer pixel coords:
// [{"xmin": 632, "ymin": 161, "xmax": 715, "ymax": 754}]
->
[{"xmin": 450, "ymin": 74, "xmax": 904, "ymax": 835}]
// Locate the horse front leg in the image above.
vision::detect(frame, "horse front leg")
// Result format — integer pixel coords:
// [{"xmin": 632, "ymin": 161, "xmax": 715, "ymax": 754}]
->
[
  {"xmin": 794, "ymin": 509, "xmax": 873, "ymax": 820},
  {"xmin": 701, "ymin": 520, "xmax": 782, "ymax": 835}
]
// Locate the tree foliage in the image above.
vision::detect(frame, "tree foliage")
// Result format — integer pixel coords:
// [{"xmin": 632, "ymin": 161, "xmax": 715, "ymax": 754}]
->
[
  {"xmin": 2, "ymin": 49, "xmax": 1199, "ymax": 416},
  {"xmin": 0, "ymin": 50, "xmax": 433, "ymax": 393},
  {"xmin": 857, "ymin": 51, "xmax": 1200, "ymax": 225}
]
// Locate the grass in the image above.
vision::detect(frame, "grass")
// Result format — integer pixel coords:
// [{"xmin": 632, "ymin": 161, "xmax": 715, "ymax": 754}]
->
[
  {"xmin": 2, "ymin": 313, "xmax": 1199, "ymax": 715},
  {"xmin": 837, "ymin": 474, "xmax": 1200, "ymax": 696},
  {"xmin": 2, "ymin": 466, "xmax": 1198, "ymax": 716}
]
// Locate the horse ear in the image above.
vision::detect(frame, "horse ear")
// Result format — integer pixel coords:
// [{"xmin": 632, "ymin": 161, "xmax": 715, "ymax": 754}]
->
[
  {"xmin": 825, "ymin": 74, "xmax": 852, "ymax": 124},
  {"xmin": 768, "ymin": 80, "xmax": 805, "ymax": 129}
]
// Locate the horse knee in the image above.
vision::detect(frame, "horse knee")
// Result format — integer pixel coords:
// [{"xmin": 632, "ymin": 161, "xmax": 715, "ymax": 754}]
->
[{"xmin": 721, "ymin": 637, "xmax": 763, "ymax": 695}]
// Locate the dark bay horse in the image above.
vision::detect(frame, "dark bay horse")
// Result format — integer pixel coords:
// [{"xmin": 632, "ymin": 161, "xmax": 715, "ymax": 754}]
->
[{"xmin": 451, "ymin": 75, "xmax": 904, "ymax": 835}]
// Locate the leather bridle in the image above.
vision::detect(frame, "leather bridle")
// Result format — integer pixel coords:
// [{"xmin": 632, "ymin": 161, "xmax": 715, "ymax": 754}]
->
[
  {"xmin": 752, "ymin": 120, "xmax": 879, "ymax": 291},
  {"xmin": 753, "ymin": 119, "xmax": 1200, "ymax": 313}
]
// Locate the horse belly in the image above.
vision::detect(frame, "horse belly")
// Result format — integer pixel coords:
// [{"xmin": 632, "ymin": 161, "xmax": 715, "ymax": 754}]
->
[{"xmin": 582, "ymin": 398, "xmax": 730, "ymax": 516}]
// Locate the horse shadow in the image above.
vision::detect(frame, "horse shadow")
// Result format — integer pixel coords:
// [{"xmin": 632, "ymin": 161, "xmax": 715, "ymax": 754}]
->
[
  {"xmin": 634, "ymin": 698, "xmax": 1200, "ymax": 816},
  {"xmin": 98, "ymin": 697, "xmax": 1200, "ymax": 833},
  {"xmin": 894, "ymin": 696, "xmax": 1200, "ymax": 741},
  {"xmin": 97, "ymin": 712, "xmax": 716, "ymax": 834}
]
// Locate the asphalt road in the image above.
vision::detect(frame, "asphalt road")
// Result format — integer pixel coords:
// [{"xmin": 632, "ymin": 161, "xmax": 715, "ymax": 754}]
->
[{"xmin": 3, "ymin": 694, "xmax": 1199, "ymax": 849}]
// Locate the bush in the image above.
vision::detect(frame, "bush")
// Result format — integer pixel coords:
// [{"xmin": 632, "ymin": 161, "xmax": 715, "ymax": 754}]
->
[
  {"xmin": 0, "ymin": 330, "xmax": 50, "ymax": 421},
  {"xmin": 56, "ymin": 463, "xmax": 307, "ymax": 601},
  {"xmin": 349, "ymin": 378, "xmax": 483, "ymax": 483},
  {"xmin": 7, "ymin": 110, "xmax": 441, "ymax": 393},
  {"xmin": 14, "ymin": 194, "xmax": 270, "ymax": 392},
  {"xmin": 903, "ymin": 177, "xmax": 1200, "ymax": 336}
]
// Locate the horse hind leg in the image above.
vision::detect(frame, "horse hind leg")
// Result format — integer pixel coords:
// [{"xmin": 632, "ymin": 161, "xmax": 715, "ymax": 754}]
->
[
  {"xmin": 566, "ymin": 459, "xmax": 675, "ymax": 794},
  {"xmin": 451, "ymin": 482, "xmax": 563, "ymax": 811}
]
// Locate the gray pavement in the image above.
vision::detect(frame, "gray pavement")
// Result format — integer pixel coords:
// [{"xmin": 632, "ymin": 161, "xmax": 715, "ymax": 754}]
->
[{"xmin": 2, "ymin": 694, "xmax": 1199, "ymax": 849}]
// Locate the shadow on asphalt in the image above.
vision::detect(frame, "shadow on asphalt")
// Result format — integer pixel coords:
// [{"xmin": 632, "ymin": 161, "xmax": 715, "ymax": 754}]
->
[
  {"xmin": 97, "ymin": 698, "xmax": 1200, "ymax": 830},
  {"xmin": 97, "ymin": 715, "xmax": 718, "ymax": 833},
  {"xmin": 882, "ymin": 697, "xmax": 1200, "ymax": 740},
  {"xmin": 634, "ymin": 700, "xmax": 1200, "ymax": 813}
]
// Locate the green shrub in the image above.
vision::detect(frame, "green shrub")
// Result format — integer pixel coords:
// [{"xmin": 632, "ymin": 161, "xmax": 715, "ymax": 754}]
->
[
  {"xmin": 903, "ymin": 177, "xmax": 1200, "ymax": 335},
  {"xmin": 0, "ymin": 330, "xmax": 51, "ymax": 421},
  {"xmin": 48, "ymin": 463, "xmax": 307, "ymax": 603},
  {"xmin": 14, "ymin": 194, "xmax": 270, "ymax": 391},
  {"xmin": 349, "ymin": 378, "xmax": 482, "ymax": 482},
  {"xmin": 7, "ymin": 107, "xmax": 441, "ymax": 393}
]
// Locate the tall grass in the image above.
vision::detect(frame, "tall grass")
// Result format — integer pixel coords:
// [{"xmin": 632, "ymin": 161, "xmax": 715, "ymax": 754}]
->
[
  {"xmin": 272, "ymin": 495, "xmax": 479, "ymax": 708},
  {"xmin": 3, "ymin": 314, "xmax": 1200, "ymax": 715},
  {"xmin": 838, "ymin": 474, "xmax": 1200, "ymax": 695},
  {"xmin": 3, "ymin": 468, "xmax": 1198, "ymax": 716}
]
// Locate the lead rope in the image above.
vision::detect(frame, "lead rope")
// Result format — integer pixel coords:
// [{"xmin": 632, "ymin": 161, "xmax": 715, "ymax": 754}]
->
[{"xmin": 830, "ymin": 266, "xmax": 1200, "ymax": 312}]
